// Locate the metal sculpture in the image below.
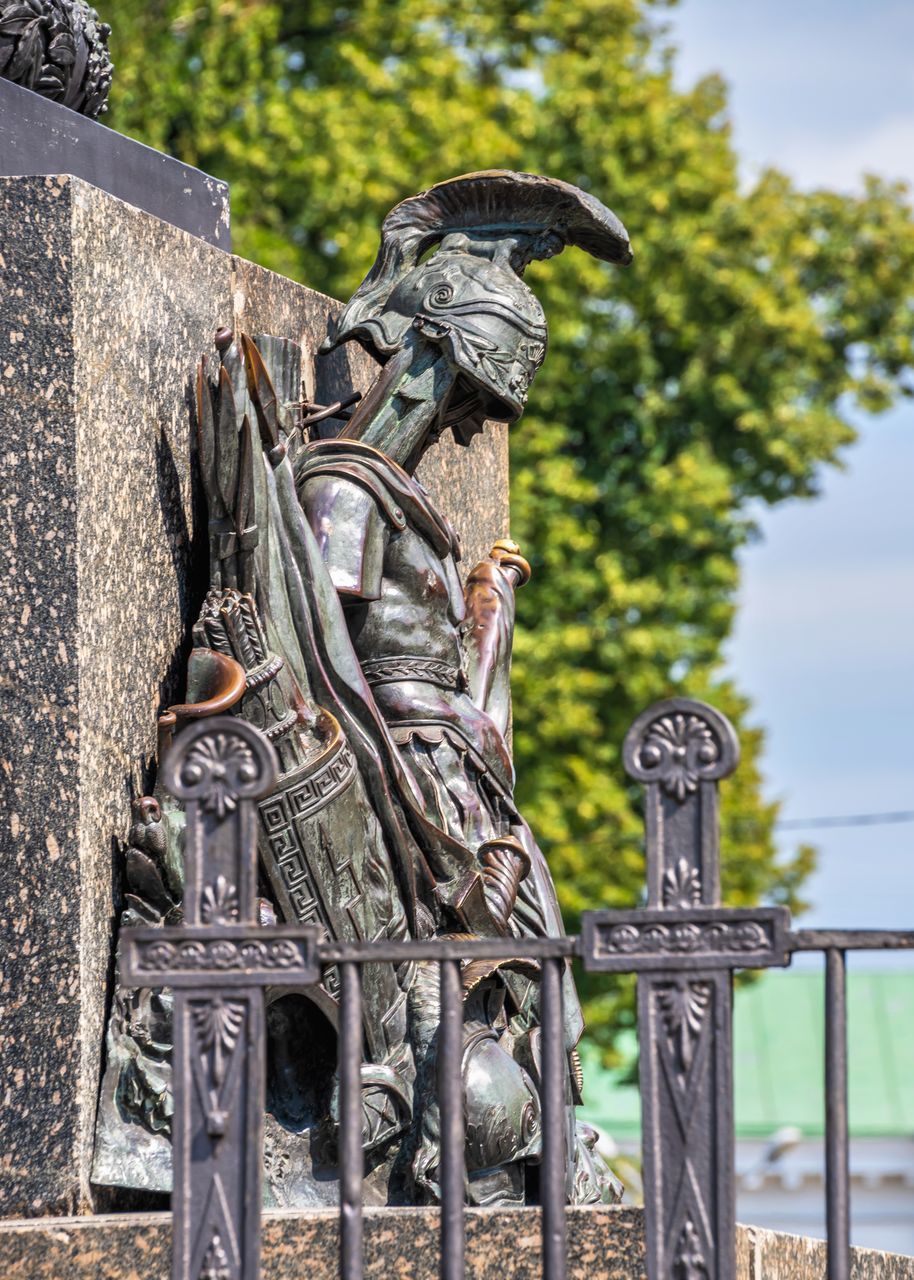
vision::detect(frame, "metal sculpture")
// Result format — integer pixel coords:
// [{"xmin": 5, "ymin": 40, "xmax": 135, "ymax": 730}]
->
[
  {"xmin": 94, "ymin": 171, "xmax": 632, "ymax": 1209},
  {"xmin": 0, "ymin": 0, "xmax": 112, "ymax": 117}
]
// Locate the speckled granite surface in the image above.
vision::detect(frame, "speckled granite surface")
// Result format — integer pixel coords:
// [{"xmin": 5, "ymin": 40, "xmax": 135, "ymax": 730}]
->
[
  {"xmin": 0, "ymin": 174, "xmax": 509, "ymax": 1219},
  {"xmin": 0, "ymin": 178, "xmax": 75, "ymax": 1197},
  {"xmin": 417, "ymin": 417, "xmax": 511, "ymax": 575},
  {"xmin": 0, "ymin": 1206, "xmax": 645, "ymax": 1279},
  {"xmin": 0, "ymin": 175, "xmax": 234, "ymax": 1218},
  {"xmin": 738, "ymin": 1224, "xmax": 914, "ymax": 1280},
  {"xmin": 0, "ymin": 1209, "xmax": 910, "ymax": 1280}
]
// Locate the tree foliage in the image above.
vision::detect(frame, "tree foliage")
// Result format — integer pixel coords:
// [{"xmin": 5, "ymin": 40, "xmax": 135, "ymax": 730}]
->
[{"xmin": 103, "ymin": 0, "xmax": 914, "ymax": 1049}]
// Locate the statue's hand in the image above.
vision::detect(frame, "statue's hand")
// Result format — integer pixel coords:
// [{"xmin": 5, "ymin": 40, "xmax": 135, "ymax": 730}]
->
[{"xmin": 488, "ymin": 539, "xmax": 531, "ymax": 590}]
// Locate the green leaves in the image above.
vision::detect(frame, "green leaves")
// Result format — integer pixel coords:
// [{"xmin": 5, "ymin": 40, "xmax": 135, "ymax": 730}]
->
[{"xmin": 103, "ymin": 0, "xmax": 914, "ymax": 1047}]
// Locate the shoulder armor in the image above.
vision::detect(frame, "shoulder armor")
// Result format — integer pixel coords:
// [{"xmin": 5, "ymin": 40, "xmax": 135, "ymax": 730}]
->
[
  {"xmin": 295, "ymin": 439, "xmax": 459, "ymax": 561},
  {"xmin": 297, "ymin": 458, "xmax": 408, "ymax": 533}
]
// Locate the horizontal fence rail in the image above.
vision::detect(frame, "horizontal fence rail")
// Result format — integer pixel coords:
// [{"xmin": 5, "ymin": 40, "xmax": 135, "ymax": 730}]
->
[
  {"xmin": 300, "ymin": 929, "xmax": 914, "ymax": 966},
  {"xmin": 121, "ymin": 704, "xmax": 913, "ymax": 1280}
]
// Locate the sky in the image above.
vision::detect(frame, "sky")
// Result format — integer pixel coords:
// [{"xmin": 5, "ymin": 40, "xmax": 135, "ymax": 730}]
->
[{"xmin": 665, "ymin": 0, "xmax": 914, "ymax": 941}]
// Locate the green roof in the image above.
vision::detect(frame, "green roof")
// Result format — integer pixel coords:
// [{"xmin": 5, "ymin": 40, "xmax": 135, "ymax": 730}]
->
[{"xmin": 580, "ymin": 969, "xmax": 914, "ymax": 1140}]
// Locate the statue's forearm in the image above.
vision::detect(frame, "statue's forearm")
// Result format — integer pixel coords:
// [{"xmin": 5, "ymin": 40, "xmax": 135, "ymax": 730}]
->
[{"xmin": 462, "ymin": 541, "xmax": 530, "ymax": 734}]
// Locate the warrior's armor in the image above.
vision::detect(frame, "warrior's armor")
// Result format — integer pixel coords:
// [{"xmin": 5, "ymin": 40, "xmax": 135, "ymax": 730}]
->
[
  {"xmin": 296, "ymin": 172, "xmax": 631, "ymax": 1201},
  {"xmin": 94, "ymin": 171, "xmax": 632, "ymax": 1209}
]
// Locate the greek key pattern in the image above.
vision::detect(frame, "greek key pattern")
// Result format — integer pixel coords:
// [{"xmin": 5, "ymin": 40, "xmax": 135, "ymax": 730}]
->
[
  {"xmin": 257, "ymin": 740, "xmax": 357, "ymax": 928},
  {"xmin": 260, "ymin": 739, "xmax": 356, "ymax": 829},
  {"xmin": 582, "ymin": 907, "xmax": 789, "ymax": 972}
]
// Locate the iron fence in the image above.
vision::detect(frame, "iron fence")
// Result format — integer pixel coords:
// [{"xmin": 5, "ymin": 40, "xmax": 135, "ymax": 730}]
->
[{"xmin": 121, "ymin": 699, "xmax": 914, "ymax": 1280}]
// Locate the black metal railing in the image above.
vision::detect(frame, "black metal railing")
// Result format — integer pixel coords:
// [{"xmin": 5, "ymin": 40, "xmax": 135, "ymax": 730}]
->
[
  {"xmin": 320, "ymin": 929, "xmax": 914, "ymax": 1280},
  {"xmin": 780, "ymin": 928, "xmax": 914, "ymax": 1280},
  {"xmin": 121, "ymin": 700, "xmax": 914, "ymax": 1280},
  {"xmin": 314, "ymin": 936, "xmax": 576, "ymax": 1280}
]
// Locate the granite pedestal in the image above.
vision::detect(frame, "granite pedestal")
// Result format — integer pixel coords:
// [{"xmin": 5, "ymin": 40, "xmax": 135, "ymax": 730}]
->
[
  {"xmin": 0, "ymin": 174, "xmax": 508, "ymax": 1217},
  {"xmin": 0, "ymin": 77, "xmax": 230, "ymax": 249},
  {"xmin": 6, "ymin": 1207, "xmax": 647, "ymax": 1279},
  {"xmin": 1, "ymin": 1207, "xmax": 911, "ymax": 1280}
]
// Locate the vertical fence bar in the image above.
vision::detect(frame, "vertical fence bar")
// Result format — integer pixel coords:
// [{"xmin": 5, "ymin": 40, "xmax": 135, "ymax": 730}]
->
[
  {"xmin": 339, "ymin": 961, "xmax": 364, "ymax": 1280},
  {"xmin": 620, "ymin": 698, "xmax": 741, "ymax": 1280},
  {"xmin": 825, "ymin": 947, "xmax": 850, "ymax": 1280},
  {"xmin": 154, "ymin": 717, "xmax": 279, "ymax": 1280},
  {"xmin": 540, "ymin": 955, "xmax": 567, "ymax": 1280},
  {"xmin": 438, "ymin": 957, "xmax": 465, "ymax": 1280}
]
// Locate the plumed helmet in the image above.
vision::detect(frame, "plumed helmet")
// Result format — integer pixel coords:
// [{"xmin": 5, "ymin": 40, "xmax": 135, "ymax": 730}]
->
[
  {"xmin": 322, "ymin": 170, "xmax": 632, "ymax": 425},
  {"xmin": 360, "ymin": 245, "xmax": 549, "ymax": 423}
]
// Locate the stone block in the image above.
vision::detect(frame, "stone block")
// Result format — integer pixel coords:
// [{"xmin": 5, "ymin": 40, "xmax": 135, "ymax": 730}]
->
[
  {"xmin": 738, "ymin": 1224, "xmax": 914, "ymax": 1280},
  {"xmin": 417, "ymin": 417, "xmax": 510, "ymax": 577},
  {"xmin": 0, "ymin": 1206, "xmax": 646, "ymax": 1279},
  {"xmin": 2, "ymin": 1207, "xmax": 909, "ymax": 1279},
  {"xmin": 0, "ymin": 76, "xmax": 231, "ymax": 249},
  {"xmin": 0, "ymin": 174, "xmax": 230, "ymax": 1218},
  {"xmin": 0, "ymin": 174, "xmax": 508, "ymax": 1217}
]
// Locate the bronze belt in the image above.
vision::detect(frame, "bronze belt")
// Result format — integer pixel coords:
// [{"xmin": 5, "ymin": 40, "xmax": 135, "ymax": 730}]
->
[{"xmin": 360, "ymin": 655, "xmax": 464, "ymax": 691}]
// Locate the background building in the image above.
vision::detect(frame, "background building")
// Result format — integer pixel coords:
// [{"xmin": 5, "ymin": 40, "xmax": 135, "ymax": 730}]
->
[{"xmin": 582, "ymin": 969, "xmax": 914, "ymax": 1253}]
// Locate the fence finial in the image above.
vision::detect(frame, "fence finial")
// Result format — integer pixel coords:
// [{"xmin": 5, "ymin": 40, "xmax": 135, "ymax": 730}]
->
[{"xmin": 623, "ymin": 696, "xmax": 739, "ymax": 909}]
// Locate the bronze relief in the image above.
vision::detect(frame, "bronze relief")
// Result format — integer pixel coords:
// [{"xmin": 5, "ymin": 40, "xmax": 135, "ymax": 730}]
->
[{"xmin": 93, "ymin": 171, "xmax": 632, "ymax": 1209}]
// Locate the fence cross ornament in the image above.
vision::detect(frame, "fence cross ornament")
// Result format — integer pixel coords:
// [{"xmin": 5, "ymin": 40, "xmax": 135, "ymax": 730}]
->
[
  {"xmin": 121, "ymin": 717, "xmax": 319, "ymax": 1280},
  {"xmin": 582, "ymin": 697, "xmax": 791, "ymax": 1280}
]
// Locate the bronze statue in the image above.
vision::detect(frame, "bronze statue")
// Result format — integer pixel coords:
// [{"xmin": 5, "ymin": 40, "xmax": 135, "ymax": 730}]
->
[
  {"xmin": 93, "ymin": 171, "xmax": 632, "ymax": 1209},
  {"xmin": 0, "ymin": 1, "xmax": 112, "ymax": 117}
]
